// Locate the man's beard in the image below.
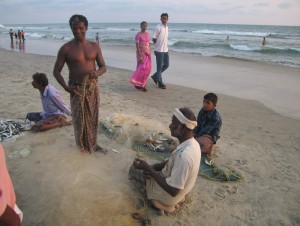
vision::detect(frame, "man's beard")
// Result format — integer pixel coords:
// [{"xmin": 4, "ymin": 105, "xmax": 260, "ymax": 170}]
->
[{"xmin": 171, "ymin": 127, "xmax": 181, "ymax": 138}]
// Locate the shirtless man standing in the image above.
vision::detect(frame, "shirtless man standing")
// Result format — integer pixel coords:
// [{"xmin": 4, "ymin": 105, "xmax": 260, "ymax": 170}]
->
[{"xmin": 53, "ymin": 14, "xmax": 107, "ymax": 153}]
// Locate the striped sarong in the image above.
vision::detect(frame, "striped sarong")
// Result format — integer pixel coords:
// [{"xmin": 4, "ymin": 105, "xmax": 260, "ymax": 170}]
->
[{"xmin": 69, "ymin": 77, "xmax": 99, "ymax": 153}]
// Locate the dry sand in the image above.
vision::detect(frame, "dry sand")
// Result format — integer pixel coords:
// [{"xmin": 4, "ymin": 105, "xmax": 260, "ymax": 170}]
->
[{"xmin": 1, "ymin": 48, "xmax": 300, "ymax": 226}]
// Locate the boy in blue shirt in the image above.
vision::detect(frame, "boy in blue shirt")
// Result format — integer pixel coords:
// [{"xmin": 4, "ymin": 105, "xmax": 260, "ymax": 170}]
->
[{"xmin": 194, "ymin": 93, "xmax": 222, "ymax": 156}]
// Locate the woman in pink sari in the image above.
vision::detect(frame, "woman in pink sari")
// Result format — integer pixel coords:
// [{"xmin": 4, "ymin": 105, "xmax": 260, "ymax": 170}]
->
[{"xmin": 130, "ymin": 21, "xmax": 152, "ymax": 92}]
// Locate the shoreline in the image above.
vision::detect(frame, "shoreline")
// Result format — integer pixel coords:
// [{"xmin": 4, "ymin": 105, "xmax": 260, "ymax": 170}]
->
[{"xmin": 0, "ymin": 37, "xmax": 300, "ymax": 120}]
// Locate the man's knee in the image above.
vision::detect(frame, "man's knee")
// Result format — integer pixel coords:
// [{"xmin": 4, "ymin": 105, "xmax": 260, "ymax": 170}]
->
[
  {"xmin": 30, "ymin": 115, "xmax": 68, "ymax": 132},
  {"xmin": 26, "ymin": 112, "xmax": 42, "ymax": 122}
]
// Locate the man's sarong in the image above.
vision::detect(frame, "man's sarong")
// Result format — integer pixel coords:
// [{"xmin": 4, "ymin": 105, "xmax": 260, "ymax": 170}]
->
[{"xmin": 69, "ymin": 77, "xmax": 99, "ymax": 153}]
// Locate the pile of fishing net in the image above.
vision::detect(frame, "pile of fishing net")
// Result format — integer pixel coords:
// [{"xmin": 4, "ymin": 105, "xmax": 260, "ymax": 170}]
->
[
  {"xmin": 99, "ymin": 113, "xmax": 177, "ymax": 160},
  {"xmin": 99, "ymin": 113, "xmax": 242, "ymax": 182}
]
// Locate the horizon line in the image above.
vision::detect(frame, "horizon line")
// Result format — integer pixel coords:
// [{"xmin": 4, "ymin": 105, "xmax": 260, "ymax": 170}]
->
[{"xmin": 1, "ymin": 22, "xmax": 300, "ymax": 27}]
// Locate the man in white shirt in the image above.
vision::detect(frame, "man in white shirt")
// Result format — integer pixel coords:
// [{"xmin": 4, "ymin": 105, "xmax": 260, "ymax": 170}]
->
[
  {"xmin": 151, "ymin": 13, "xmax": 169, "ymax": 89},
  {"xmin": 129, "ymin": 107, "xmax": 201, "ymax": 214}
]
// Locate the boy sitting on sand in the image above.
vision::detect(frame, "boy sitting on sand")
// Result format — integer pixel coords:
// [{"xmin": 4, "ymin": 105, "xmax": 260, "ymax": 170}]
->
[
  {"xmin": 194, "ymin": 93, "xmax": 222, "ymax": 156},
  {"xmin": 26, "ymin": 72, "xmax": 71, "ymax": 132}
]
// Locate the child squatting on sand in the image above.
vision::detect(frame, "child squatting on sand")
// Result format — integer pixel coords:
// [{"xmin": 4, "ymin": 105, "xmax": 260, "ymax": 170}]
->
[{"xmin": 194, "ymin": 93, "xmax": 222, "ymax": 156}]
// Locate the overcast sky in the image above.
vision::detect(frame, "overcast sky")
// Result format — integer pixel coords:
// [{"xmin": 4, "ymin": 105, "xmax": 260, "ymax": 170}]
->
[{"xmin": 0, "ymin": 0, "xmax": 299, "ymax": 26}]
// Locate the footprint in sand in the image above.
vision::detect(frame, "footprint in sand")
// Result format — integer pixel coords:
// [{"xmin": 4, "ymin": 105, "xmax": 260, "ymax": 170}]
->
[
  {"xmin": 215, "ymin": 185, "xmax": 238, "ymax": 199},
  {"xmin": 11, "ymin": 79, "xmax": 26, "ymax": 83}
]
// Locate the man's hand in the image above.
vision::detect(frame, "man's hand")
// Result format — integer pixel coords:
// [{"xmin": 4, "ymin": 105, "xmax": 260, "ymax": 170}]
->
[
  {"xmin": 133, "ymin": 158, "xmax": 152, "ymax": 171},
  {"xmin": 138, "ymin": 58, "xmax": 144, "ymax": 64},
  {"xmin": 65, "ymin": 86, "xmax": 80, "ymax": 96},
  {"xmin": 87, "ymin": 71, "xmax": 98, "ymax": 80}
]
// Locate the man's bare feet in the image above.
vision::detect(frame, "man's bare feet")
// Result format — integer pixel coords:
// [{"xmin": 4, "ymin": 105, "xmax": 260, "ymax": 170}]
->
[
  {"xmin": 96, "ymin": 145, "xmax": 108, "ymax": 154},
  {"xmin": 80, "ymin": 148, "xmax": 87, "ymax": 155},
  {"xmin": 178, "ymin": 196, "xmax": 186, "ymax": 204},
  {"xmin": 150, "ymin": 200, "xmax": 176, "ymax": 214}
]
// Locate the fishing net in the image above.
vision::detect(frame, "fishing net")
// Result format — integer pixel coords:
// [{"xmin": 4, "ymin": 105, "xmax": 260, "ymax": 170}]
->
[
  {"xmin": 199, "ymin": 154, "xmax": 243, "ymax": 181},
  {"xmin": 99, "ymin": 113, "xmax": 176, "ymax": 160},
  {"xmin": 99, "ymin": 113, "xmax": 242, "ymax": 182}
]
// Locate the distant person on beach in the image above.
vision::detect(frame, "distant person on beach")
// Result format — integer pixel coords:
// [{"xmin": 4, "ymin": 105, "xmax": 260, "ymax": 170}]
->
[
  {"xmin": 226, "ymin": 36, "xmax": 229, "ymax": 41},
  {"xmin": 53, "ymin": 14, "xmax": 107, "ymax": 154},
  {"xmin": 0, "ymin": 144, "xmax": 23, "ymax": 226},
  {"xmin": 262, "ymin": 37, "xmax": 267, "ymax": 45},
  {"xmin": 9, "ymin": 29, "xmax": 13, "ymax": 42},
  {"xmin": 21, "ymin": 30, "xmax": 25, "ymax": 42},
  {"xmin": 26, "ymin": 72, "xmax": 71, "ymax": 132},
  {"xmin": 151, "ymin": 13, "xmax": 169, "ymax": 89},
  {"xmin": 130, "ymin": 21, "xmax": 152, "ymax": 92},
  {"xmin": 95, "ymin": 32, "xmax": 100, "ymax": 45},
  {"xmin": 10, "ymin": 42, "xmax": 14, "ymax": 50},
  {"xmin": 17, "ymin": 30, "xmax": 21, "ymax": 42},
  {"xmin": 194, "ymin": 93, "xmax": 222, "ymax": 156},
  {"xmin": 18, "ymin": 41, "xmax": 25, "ymax": 53},
  {"xmin": 14, "ymin": 32, "xmax": 17, "ymax": 42},
  {"xmin": 129, "ymin": 107, "xmax": 201, "ymax": 214}
]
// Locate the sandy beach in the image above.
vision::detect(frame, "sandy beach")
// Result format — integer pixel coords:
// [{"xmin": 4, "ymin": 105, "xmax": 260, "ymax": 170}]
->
[
  {"xmin": 1, "ymin": 47, "xmax": 300, "ymax": 225},
  {"xmin": 1, "ymin": 36, "xmax": 300, "ymax": 120}
]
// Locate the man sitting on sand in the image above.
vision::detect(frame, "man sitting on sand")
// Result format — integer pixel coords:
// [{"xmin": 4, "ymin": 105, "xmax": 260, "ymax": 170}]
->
[
  {"xmin": 194, "ymin": 93, "xmax": 222, "ymax": 156},
  {"xmin": 129, "ymin": 107, "xmax": 201, "ymax": 214},
  {"xmin": 26, "ymin": 72, "xmax": 71, "ymax": 132}
]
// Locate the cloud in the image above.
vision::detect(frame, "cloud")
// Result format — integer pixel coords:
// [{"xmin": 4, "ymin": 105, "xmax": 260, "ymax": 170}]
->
[
  {"xmin": 0, "ymin": 0, "xmax": 299, "ymax": 25},
  {"xmin": 277, "ymin": 1, "xmax": 292, "ymax": 9},
  {"xmin": 254, "ymin": 2, "xmax": 269, "ymax": 7}
]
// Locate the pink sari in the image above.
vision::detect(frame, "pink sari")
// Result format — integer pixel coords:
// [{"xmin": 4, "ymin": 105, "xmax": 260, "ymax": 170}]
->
[{"xmin": 130, "ymin": 32, "xmax": 152, "ymax": 88}]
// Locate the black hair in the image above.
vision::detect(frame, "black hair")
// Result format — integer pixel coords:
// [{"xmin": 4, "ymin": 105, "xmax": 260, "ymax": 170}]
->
[
  {"xmin": 69, "ymin": 14, "xmax": 88, "ymax": 28},
  {"xmin": 32, "ymin": 72, "xmax": 48, "ymax": 87},
  {"xmin": 161, "ymin": 13, "xmax": 169, "ymax": 18},
  {"xmin": 204, "ymin": 93, "xmax": 218, "ymax": 104},
  {"xmin": 140, "ymin": 21, "xmax": 147, "ymax": 27}
]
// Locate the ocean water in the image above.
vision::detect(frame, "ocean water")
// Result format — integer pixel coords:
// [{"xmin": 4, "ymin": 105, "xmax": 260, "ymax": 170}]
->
[{"xmin": 1, "ymin": 22, "xmax": 300, "ymax": 68}]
